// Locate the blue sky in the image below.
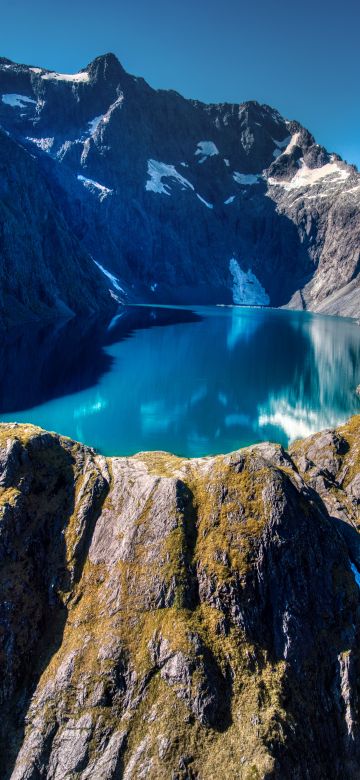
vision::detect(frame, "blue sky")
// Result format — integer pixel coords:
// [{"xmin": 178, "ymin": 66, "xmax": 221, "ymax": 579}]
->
[{"xmin": 1, "ymin": 0, "xmax": 359, "ymax": 167}]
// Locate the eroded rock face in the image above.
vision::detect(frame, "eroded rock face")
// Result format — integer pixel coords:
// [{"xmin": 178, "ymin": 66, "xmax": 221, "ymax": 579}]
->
[
  {"xmin": 0, "ymin": 53, "xmax": 359, "ymax": 320},
  {"xmin": 0, "ymin": 419, "xmax": 360, "ymax": 778}
]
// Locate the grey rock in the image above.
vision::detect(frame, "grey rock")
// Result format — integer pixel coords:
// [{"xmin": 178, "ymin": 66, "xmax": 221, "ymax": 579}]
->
[
  {"xmin": 82, "ymin": 730, "xmax": 127, "ymax": 780},
  {"xmin": 47, "ymin": 714, "xmax": 93, "ymax": 779},
  {"xmin": 149, "ymin": 633, "xmax": 229, "ymax": 728},
  {"xmin": 348, "ymin": 474, "xmax": 360, "ymax": 503}
]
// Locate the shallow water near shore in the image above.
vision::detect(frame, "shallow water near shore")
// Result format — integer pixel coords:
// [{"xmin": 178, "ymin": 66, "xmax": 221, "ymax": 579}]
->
[{"xmin": 1, "ymin": 305, "xmax": 360, "ymax": 457}]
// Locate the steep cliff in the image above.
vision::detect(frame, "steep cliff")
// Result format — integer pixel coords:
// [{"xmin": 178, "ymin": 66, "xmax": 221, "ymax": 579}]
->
[
  {"xmin": 0, "ymin": 53, "xmax": 359, "ymax": 320},
  {"xmin": 0, "ymin": 128, "xmax": 116, "ymax": 328},
  {"xmin": 0, "ymin": 417, "xmax": 360, "ymax": 778}
]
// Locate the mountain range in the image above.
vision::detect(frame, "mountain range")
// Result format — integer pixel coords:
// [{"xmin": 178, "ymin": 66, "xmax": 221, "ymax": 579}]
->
[{"xmin": 0, "ymin": 52, "xmax": 359, "ymax": 326}]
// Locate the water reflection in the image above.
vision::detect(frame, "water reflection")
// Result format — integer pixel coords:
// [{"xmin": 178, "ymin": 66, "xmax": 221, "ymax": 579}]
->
[
  {"xmin": 0, "ymin": 307, "xmax": 201, "ymax": 412},
  {"xmin": 256, "ymin": 313, "xmax": 360, "ymax": 443},
  {"xmin": 226, "ymin": 306, "xmax": 265, "ymax": 350},
  {"xmin": 0, "ymin": 305, "xmax": 359, "ymax": 456}
]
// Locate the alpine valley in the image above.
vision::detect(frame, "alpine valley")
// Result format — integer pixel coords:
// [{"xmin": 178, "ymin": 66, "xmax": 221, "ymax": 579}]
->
[{"xmin": 0, "ymin": 52, "xmax": 359, "ymax": 326}]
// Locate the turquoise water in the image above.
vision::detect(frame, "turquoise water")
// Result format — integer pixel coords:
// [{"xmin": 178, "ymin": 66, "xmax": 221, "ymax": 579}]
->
[{"xmin": 1, "ymin": 305, "xmax": 360, "ymax": 456}]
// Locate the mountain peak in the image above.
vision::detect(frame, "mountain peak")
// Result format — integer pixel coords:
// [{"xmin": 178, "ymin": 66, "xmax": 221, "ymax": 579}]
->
[
  {"xmin": 0, "ymin": 52, "xmax": 358, "ymax": 321},
  {"xmin": 87, "ymin": 51, "xmax": 127, "ymax": 82},
  {"xmin": 89, "ymin": 51, "xmax": 121, "ymax": 66}
]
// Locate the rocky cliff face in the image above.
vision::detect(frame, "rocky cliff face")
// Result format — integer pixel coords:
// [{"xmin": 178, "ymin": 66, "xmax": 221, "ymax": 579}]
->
[
  {"xmin": 0, "ymin": 126, "xmax": 115, "ymax": 328},
  {"xmin": 0, "ymin": 53, "xmax": 359, "ymax": 320},
  {"xmin": 0, "ymin": 417, "xmax": 360, "ymax": 778}
]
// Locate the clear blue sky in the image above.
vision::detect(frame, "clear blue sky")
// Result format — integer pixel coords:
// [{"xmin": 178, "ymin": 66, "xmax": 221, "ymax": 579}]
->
[{"xmin": 1, "ymin": 0, "xmax": 359, "ymax": 167}]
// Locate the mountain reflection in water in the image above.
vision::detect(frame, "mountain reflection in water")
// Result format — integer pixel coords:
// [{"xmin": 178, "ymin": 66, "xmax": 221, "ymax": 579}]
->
[{"xmin": 1, "ymin": 305, "xmax": 359, "ymax": 456}]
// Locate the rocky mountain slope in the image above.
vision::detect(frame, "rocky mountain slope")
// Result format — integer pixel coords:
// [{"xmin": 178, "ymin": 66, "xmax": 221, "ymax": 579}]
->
[
  {"xmin": 0, "ymin": 53, "xmax": 359, "ymax": 321},
  {"xmin": 0, "ymin": 125, "xmax": 115, "ymax": 328},
  {"xmin": 0, "ymin": 416, "xmax": 360, "ymax": 778}
]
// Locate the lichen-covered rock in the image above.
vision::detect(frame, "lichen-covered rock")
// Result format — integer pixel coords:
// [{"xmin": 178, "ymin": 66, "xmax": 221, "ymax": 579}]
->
[{"xmin": 0, "ymin": 419, "xmax": 359, "ymax": 778}]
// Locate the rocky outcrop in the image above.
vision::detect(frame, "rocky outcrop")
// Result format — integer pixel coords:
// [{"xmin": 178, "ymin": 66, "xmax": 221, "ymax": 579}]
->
[
  {"xmin": 0, "ymin": 53, "xmax": 359, "ymax": 320},
  {"xmin": 0, "ymin": 417, "xmax": 360, "ymax": 778}
]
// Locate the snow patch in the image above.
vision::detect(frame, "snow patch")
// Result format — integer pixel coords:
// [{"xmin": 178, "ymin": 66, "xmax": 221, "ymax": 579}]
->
[
  {"xmin": 92, "ymin": 258, "xmax": 124, "ymax": 293},
  {"xmin": 272, "ymin": 133, "xmax": 299, "ymax": 159},
  {"xmin": 343, "ymin": 185, "xmax": 360, "ymax": 195},
  {"xmin": 196, "ymin": 194, "xmax": 213, "ymax": 209},
  {"xmin": 2, "ymin": 93, "xmax": 36, "ymax": 108},
  {"xmin": 224, "ymin": 195, "xmax": 235, "ymax": 204},
  {"xmin": 180, "ymin": 162, "xmax": 189, "ymax": 168},
  {"xmin": 233, "ymin": 171, "xmax": 261, "ymax": 185},
  {"xmin": 229, "ymin": 259, "xmax": 269, "ymax": 305},
  {"xmin": 281, "ymin": 132, "xmax": 301, "ymax": 156},
  {"xmin": 224, "ymin": 158, "xmax": 230, "ymax": 167},
  {"xmin": 42, "ymin": 70, "xmax": 89, "ymax": 82},
  {"xmin": 29, "ymin": 67, "xmax": 42, "ymax": 74},
  {"xmin": 102, "ymin": 95, "xmax": 124, "ymax": 126},
  {"xmin": 77, "ymin": 175, "xmax": 112, "ymax": 201},
  {"xmin": 150, "ymin": 282, "xmax": 158, "ymax": 292},
  {"xmin": 27, "ymin": 137, "xmax": 54, "ymax": 152},
  {"xmin": 195, "ymin": 141, "xmax": 219, "ymax": 164},
  {"xmin": 145, "ymin": 159, "xmax": 194, "ymax": 195},
  {"xmin": 268, "ymin": 161, "xmax": 350, "ymax": 191},
  {"xmin": 87, "ymin": 115, "xmax": 103, "ymax": 135},
  {"xmin": 272, "ymin": 134, "xmax": 291, "ymax": 150}
]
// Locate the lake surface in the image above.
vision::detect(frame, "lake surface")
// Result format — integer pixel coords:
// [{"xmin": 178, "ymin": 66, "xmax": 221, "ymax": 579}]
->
[{"xmin": 1, "ymin": 305, "xmax": 360, "ymax": 456}]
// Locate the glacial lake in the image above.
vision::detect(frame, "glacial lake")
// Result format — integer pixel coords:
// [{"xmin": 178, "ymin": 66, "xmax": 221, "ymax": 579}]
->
[{"xmin": 1, "ymin": 305, "xmax": 360, "ymax": 457}]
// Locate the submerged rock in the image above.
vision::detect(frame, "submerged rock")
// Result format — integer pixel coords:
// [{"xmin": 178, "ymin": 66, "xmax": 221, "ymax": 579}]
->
[{"xmin": 0, "ymin": 418, "xmax": 359, "ymax": 778}]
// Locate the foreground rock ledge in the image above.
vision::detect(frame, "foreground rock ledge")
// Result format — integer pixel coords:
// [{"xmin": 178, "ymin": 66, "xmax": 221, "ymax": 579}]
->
[{"xmin": 0, "ymin": 419, "xmax": 360, "ymax": 780}]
